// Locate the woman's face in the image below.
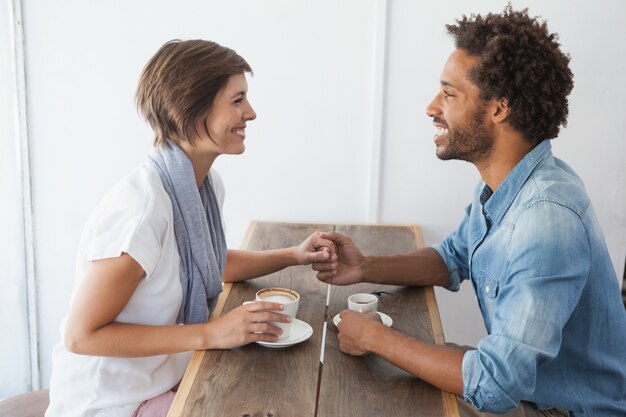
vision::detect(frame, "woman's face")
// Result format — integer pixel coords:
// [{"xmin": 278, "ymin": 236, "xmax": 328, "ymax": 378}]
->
[{"xmin": 197, "ymin": 73, "xmax": 257, "ymax": 156}]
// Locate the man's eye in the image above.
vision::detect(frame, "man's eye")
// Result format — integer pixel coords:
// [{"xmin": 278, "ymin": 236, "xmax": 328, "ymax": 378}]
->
[{"xmin": 444, "ymin": 90, "xmax": 454, "ymax": 98}]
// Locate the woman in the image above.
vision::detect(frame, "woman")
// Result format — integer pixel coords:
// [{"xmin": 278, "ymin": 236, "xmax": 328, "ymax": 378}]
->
[{"xmin": 45, "ymin": 39, "xmax": 335, "ymax": 417}]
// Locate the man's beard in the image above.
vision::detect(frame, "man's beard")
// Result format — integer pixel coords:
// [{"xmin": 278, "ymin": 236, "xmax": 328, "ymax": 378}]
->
[{"xmin": 436, "ymin": 104, "xmax": 494, "ymax": 163}]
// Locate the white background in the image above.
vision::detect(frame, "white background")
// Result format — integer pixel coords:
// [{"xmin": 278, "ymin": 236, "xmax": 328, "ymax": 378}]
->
[{"xmin": 1, "ymin": 0, "xmax": 624, "ymax": 397}]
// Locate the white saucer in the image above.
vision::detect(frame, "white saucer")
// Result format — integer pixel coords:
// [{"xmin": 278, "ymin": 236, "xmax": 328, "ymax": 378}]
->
[
  {"xmin": 256, "ymin": 318, "xmax": 313, "ymax": 348},
  {"xmin": 332, "ymin": 311, "xmax": 393, "ymax": 327}
]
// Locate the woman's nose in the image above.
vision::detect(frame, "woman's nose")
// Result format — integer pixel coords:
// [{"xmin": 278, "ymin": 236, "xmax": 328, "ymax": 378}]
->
[{"xmin": 245, "ymin": 102, "xmax": 257, "ymax": 121}]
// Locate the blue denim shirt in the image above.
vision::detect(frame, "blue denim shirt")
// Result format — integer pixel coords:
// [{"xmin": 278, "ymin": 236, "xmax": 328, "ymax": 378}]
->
[{"xmin": 433, "ymin": 140, "xmax": 626, "ymax": 416}]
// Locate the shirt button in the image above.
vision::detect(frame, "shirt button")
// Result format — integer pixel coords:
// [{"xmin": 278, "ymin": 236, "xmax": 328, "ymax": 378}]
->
[
  {"xmin": 486, "ymin": 393, "xmax": 496, "ymax": 403},
  {"xmin": 485, "ymin": 286, "xmax": 490, "ymax": 293}
]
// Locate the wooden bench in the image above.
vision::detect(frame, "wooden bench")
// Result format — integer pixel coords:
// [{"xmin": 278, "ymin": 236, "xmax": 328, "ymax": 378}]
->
[{"xmin": 0, "ymin": 390, "xmax": 49, "ymax": 417}]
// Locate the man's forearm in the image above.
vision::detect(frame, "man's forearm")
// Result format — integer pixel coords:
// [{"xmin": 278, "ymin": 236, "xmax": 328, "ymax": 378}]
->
[
  {"xmin": 363, "ymin": 323, "xmax": 466, "ymax": 396},
  {"xmin": 363, "ymin": 247, "xmax": 450, "ymax": 287}
]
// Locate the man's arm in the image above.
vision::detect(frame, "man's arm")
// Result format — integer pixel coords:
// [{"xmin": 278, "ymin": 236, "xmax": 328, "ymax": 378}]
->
[
  {"xmin": 363, "ymin": 247, "xmax": 450, "ymax": 287},
  {"xmin": 337, "ymin": 310, "xmax": 467, "ymax": 395},
  {"xmin": 313, "ymin": 232, "xmax": 450, "ymax": 287}
]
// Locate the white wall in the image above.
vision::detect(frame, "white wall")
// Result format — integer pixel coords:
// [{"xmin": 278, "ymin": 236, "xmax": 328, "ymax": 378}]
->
[
  {"xmin": 0, "ymin": 0, "xmax": 31, "ymax": 396},
  {"xmin": 1, "ymin": 0, "xmax": 624, "ymax": 396}
]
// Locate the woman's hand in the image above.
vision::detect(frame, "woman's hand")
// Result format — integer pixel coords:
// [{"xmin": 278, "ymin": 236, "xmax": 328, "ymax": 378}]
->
[
  {"xmin": 311, "ymin": 232, "xmax": 365, "ymax": 285},
  {"xmin": 293, "ymin": 231, "xmax": 338, "ymax": 265},
  {"xmin": 204, "ymin": 301, "xmax": 291, "ymax": 349}
]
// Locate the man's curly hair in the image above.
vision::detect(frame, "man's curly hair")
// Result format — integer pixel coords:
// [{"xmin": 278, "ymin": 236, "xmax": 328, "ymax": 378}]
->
[{"xmin": 446, "ymin": 4, "xmax": 574, "ymax": 144}]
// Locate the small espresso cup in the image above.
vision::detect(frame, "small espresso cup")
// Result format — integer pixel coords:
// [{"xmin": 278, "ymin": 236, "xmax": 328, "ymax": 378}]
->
[
  {"xmin": 255, "ymin": 287, "xmax": 300, "ymax": 340},
  {"xmin": 348, "ymin": 293, "xmax": 378, "ymax": 313}
]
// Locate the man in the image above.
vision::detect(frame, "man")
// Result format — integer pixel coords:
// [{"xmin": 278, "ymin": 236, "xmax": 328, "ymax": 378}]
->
[{"xmin": 312, "ymin": 5, "xmax": 626, "ymax": 417}]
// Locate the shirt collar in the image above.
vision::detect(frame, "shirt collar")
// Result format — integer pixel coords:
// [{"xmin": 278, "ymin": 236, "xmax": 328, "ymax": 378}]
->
[{"xmin": 481, "ymin": 139, "xmax": 553, "ymax": 224}]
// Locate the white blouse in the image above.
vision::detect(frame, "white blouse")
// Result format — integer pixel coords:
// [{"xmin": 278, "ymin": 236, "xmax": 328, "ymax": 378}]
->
[{"xmin": 46, "ymin": 163, "xmax": 225, "ymax": 417}]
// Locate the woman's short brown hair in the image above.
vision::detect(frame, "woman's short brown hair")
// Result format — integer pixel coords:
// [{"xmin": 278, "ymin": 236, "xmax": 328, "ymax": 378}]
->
[{"xmin": 136, "ymin": 39, "xmax": 252, "ymax": 148}]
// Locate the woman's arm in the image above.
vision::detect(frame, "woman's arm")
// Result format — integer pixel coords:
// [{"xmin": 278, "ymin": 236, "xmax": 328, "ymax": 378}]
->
[
  {"xmin": 64, "ymin": 253, "xmax": 290, "ymax": 357},
  {"xmin": 222, "ymin": 232, "xmax": 336, "ymax": 283}
]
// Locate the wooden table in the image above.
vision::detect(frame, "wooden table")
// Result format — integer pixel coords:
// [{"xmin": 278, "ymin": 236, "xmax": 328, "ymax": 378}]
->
[{"xmin": 167, "ymin": 221, "xmax": 460, "ymax": 417}]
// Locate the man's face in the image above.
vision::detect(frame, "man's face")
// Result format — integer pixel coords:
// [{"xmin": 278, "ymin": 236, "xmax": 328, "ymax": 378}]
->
[{"xmin": 426, "ymin": 49, "xmax": 494, "ymax": 163}]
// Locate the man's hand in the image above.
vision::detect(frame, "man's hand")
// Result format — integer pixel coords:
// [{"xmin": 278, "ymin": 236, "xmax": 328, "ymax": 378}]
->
[
  {"xmin": 311, "ymin": 232, "xmax": 365, "ymax": 285},
  {"xmin": 336, "ymin": 309, "xmax": 383, "ymax": 356}
]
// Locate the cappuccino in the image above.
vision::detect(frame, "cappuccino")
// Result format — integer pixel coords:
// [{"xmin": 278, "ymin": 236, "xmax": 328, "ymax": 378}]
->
[
  {"xmin": 255, "ymin": 288, "xmax": 300, "ymax": 340},
  {"xmin": 262, "ymin": 294, "xmax": 295, "ymax": 303}
]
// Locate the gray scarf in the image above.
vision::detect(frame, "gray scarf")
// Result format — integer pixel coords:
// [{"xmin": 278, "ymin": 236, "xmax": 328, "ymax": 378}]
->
[{"xmin": 148, "ymin": 140, "xmax": 226, "ymax": 324}]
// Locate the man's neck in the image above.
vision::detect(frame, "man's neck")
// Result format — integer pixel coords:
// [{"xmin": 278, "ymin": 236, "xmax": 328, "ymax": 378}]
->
[{"xmin": 475, "ymin": 132, "xmax": 536, "ymax": 191}]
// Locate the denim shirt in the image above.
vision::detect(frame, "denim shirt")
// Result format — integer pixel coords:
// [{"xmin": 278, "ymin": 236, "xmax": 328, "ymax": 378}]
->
[{"xmin": 433, "ymin": 140, "xmax": 626, "ymax": 416}]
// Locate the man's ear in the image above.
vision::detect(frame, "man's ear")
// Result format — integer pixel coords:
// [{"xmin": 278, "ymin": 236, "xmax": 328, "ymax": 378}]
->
[{"xmin": 491, "ymin": 97, "xmax": 511, "ymax": 124}]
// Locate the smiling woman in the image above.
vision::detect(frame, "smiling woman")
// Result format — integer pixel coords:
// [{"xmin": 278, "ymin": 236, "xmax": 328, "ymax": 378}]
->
[
  {"xmin": 43, "ymin": 39, "xmax": 336, "ymax": 417},
  {"xmin": 135, "ymin": 40, "xmax": 253, "ymax": 148},
  {"xmin": 180, "ymin": 73, "xmax": 257, "ymax": 186}
]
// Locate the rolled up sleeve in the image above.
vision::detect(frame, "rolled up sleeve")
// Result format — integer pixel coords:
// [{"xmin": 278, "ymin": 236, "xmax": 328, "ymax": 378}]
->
[
  {"xmin": 462, "ymin": 349, "xmax": 516, "ymax": 412},
  {"xmin": 433, "ymin": 204, "xmax": 472, "ymax": 292}
]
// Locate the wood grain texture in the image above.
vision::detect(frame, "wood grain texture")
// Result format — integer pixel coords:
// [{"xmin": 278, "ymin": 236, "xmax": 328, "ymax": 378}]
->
[
  {"xmin": 317, "ymin": 224, "xmax": 449, "ymax": 417},
  {"xmin": 170, "ymin": 222, "xmax": 457, "ymax": 417},
  {"xmin": 167, "ymin": 223, "xmax": 260, "ymax": 417},
  {"xmin": 413, "ymin": 226, "xmax": 460, "ymax": 417},
  {"xmin": 177, "ymin": 222, "xmax": 332, "ymax": 417}
]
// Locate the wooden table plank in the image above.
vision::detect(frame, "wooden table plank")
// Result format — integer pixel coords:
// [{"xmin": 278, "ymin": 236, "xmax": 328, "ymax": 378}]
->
[
  {"xmin": 167, "ymin": 222, "xmax": 261, "ymax": 417},
  {"xmin": 174, "ymin": 222, "xmax": 332, "ymax": 417},
  {"xmin": 317, "ymin": 224, "xmax": 458, "ymax": 417}
]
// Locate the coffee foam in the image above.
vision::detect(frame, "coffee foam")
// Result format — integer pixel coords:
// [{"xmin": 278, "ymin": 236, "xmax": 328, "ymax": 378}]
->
[
  {"xmin": 262, "ymin": 294, "xmax": 294, "ymax": 304},
  {"xmin": 258, "ymin": 288, "xmax": 299, "ymax": 303}
]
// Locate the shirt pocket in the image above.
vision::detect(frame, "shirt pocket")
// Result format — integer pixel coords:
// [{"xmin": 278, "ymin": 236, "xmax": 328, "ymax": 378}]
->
[
  {"xmin": 476, "ymin": 270, "xmax": 500, "ymax": 331},
  {"xmin": 481, "ymin": 271, "xmax": 499, "ymax": 299}
]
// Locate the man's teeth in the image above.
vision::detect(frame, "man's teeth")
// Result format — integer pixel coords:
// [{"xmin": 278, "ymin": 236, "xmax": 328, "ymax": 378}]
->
[{"xmin": 436, "ymin": 127, "xmax": 448, "ymax": 136}]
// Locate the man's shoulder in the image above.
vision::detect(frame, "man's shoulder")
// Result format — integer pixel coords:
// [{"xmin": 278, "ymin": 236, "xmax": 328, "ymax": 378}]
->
[{"xmin": 519, "ymin": 157, "xmax": 590, "ymax": 213}]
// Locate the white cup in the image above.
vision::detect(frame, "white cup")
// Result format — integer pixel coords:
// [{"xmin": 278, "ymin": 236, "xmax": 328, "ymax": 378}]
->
[
  {"xmin": 255, "ymin": 287, "xmax": 300, "ymax": 340},
  {"xmin": 348, "ymin": 293, "xmax": 378, "ymax": 313}
]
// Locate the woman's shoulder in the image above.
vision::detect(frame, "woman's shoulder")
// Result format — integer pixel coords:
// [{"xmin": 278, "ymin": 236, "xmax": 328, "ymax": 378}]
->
[
  {"xmin": 85, "ymin": 164, "xmax": 172, "ymax": 236},
  {"xmin": 101, "ymin": 163, "xmax": 170, "ymax": 215},
  {"xmin": 79, "ymin": 163, "xmax": 174, "ymax": 266}
]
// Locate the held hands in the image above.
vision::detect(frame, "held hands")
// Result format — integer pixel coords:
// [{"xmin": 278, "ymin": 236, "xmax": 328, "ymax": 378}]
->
[
  {"xmin": 294, "ymin": 231, "xmax": 338, "ymax": 265},
  {"xmin": 336, "ymin": 309, "xmax": 383, "ymax": 356},
  {"xmin": 311, "ymin": 232, "xmax": 365, "ymax": 286},
  {"xmin": 208, "ymin": 301, "xmax": 290, "ymax": 349},
  {"xmin": 207, "ymin": 232, "xmax": 366, "ymax": 349}
]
